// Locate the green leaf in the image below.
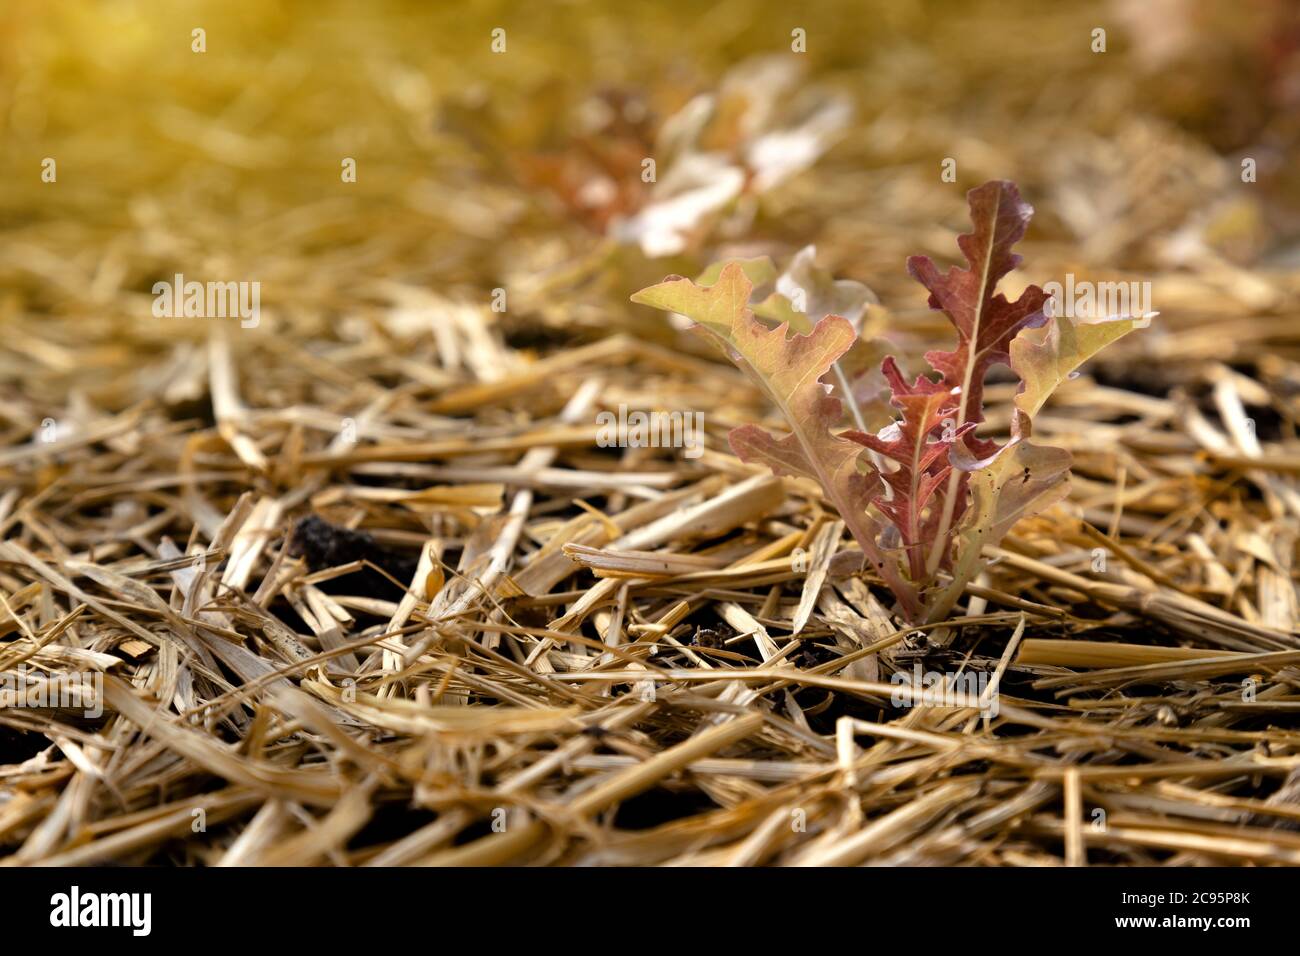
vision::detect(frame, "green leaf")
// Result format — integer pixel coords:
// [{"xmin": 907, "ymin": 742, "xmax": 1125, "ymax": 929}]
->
[
  {"xmin": 693, "ymin": 256, "xmax": 778, "ymax": 291},
  {"xmin": 752, "ymin": 246, "xmax": 890, "ymax": 429},
  {"xmin": 1011, "ymin": 310, "xmax": 1149, "ymax": 419},
  {"xmin": 925, "ymin": 437, "xmax": 1072, "ymax": 623},
  {"xmin": 632, "ymin": 262, "xmax": 920, "ymax": 619},
  {"xmin": 754, "ymin": 244, "xmax": 876, "ymax": 336}
]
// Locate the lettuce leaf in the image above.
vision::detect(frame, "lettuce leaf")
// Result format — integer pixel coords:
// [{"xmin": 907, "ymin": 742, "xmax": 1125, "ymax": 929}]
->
[{"xmin": 632, "ymin": 262, "xmax": 920, "ymax": 619}]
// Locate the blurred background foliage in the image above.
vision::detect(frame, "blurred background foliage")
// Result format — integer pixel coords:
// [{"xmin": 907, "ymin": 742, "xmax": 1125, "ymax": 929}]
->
[{"xmin": 0, "ymin": 0, "xmax": 1297, "ymax": 405}]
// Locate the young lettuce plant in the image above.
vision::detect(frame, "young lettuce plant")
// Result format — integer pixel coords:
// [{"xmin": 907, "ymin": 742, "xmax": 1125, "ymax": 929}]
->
[{"xmin": 632, "ymin": 180, "xmax": 1149, "ymax": 624}]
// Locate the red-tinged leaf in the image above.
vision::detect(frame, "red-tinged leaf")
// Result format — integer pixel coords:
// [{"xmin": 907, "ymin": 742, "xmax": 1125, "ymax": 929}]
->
[
  {"xmin": 632, "ymin": 263, "xmax": 920, "ymax": 619},
  {"xmin": 921, "ymin": 299, "xmax": 1152, "ymax": 622},
  {"xmin": 907, "ymin": 180, "xmax": 1049, "ymax": 454},
  {"xmin": 844, "ymin": 358, "xmax": 968, "ymax": 579}
]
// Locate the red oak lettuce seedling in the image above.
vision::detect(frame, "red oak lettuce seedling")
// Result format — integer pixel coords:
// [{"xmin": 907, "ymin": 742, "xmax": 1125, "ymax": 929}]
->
[{"xmin": 632, "ymin": 180, "xmax": 1148, "ymax": 624}]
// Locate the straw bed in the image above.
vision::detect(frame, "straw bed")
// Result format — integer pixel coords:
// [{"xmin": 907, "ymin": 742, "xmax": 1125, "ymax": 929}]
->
[{"xmin": 2, "ymin": 0, "xmax": 1300, "ymax": 866}]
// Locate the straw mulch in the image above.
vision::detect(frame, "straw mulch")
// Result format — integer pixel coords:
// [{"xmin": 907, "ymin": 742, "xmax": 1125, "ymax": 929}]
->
[{"xmin": 2, "ymin": 1, "xmax": 1300, "ymax": 865}]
